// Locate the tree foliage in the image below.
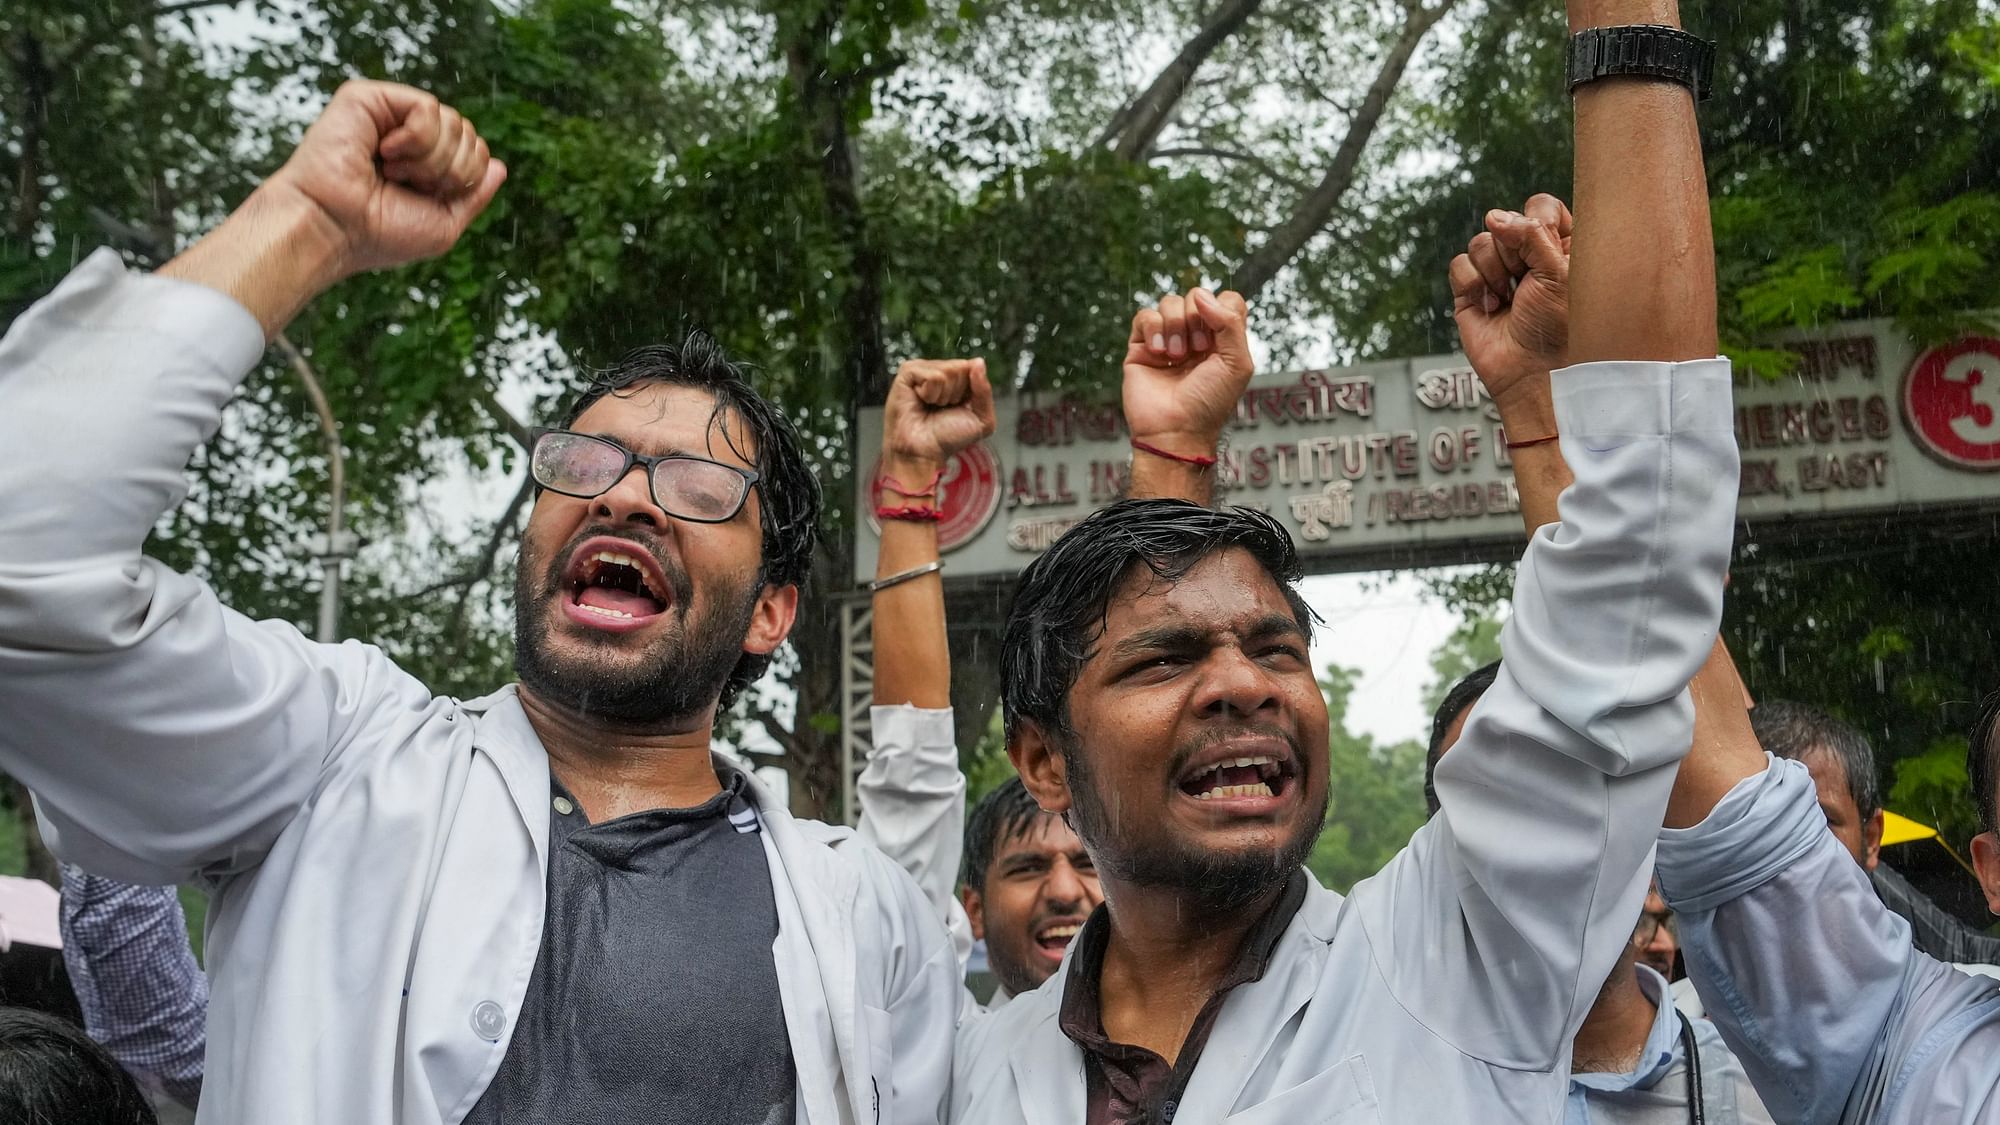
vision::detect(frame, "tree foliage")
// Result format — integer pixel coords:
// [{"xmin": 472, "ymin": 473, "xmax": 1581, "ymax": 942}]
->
[
  {"xmin": 1308, "ymin": 664, "xmax": 1430, "ymax": 893},
  {"xmin": 11, "ymin": 0, "xmax": 1990, "ymax": 841},
  {"xmin": 1397, "ymin": 0, "xmax": 2000, "ymax": 845},
  {"xmin": 4, "ymin": 0, "xmax": 1473, "ymax": 824}
]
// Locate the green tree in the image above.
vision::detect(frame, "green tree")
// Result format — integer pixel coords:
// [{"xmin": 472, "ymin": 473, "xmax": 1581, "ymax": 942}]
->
[
  {"xmin": 4, "ymin": 0, "xmax": 1473, "ymax": 826},
  {"xmin": 1420, "ymin": 606, "xmax": 1503, "ymax": 717},
  {"xmin": 1397, "ymin": 0, "xmax": 2000, "ymax": 845},
  {"xmin": 1308, "ymin": 664, "xmax": 1430, "ymax": 893}
]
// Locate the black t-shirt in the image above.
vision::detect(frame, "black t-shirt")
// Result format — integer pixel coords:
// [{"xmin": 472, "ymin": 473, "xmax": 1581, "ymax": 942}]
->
[{"xmin": 463, "ymin": 767, "xmax": 796, "ymax": 1125}]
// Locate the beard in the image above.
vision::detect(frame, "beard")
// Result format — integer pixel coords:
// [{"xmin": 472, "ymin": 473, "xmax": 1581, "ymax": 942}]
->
[
  {"xmin": 1063, "ymin": 727, "xmax": 1327, "ymax": 914},
  {"xmin": 512, "ymin": 532, "xmax": 761, "ymax": 726}
]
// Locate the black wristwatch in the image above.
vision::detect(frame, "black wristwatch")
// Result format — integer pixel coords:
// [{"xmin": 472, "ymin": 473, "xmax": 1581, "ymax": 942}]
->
[{"xmin": 1567, "ymin": 24, "xmax": 1716, "ymax": 101}]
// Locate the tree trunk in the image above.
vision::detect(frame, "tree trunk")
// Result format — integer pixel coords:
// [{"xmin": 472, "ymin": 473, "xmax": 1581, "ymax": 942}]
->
[
  {"xmin": 1230, "ymin": 0, "xmax": 1456, "ymax": 298},
  {"xmin": 777, "ymin": 552, "xmax": 850, "ymax": 821},
  {"xmin": 774, "ymin": 3, "xmax": 901, "ymax": 820},
  {"xmin": 945, "ymin": 583, "xmax": 1010, "ymax": 760},
  {"xmin": 1101, "ymin": 0, "xmax": 1266, "ymax": 160},
  {"xmin": 786, "ymin": 17, "xmax": 892, "ymax": 407},
  {"xmin": 10, "ymin": 31, "xmax": 51, "ymax": 240}
]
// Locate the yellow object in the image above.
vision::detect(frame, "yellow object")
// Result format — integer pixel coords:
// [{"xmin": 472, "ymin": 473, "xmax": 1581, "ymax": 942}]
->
[{"xmin": 1881, "ymin": 810, "xmax": 1940, "ymax": 848}]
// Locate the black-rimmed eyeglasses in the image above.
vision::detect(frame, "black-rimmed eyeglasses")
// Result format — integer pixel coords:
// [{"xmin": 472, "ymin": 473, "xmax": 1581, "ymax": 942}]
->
[{"xmin": 529, "ymin": 428, "xmax": 760, "ymax": 524}]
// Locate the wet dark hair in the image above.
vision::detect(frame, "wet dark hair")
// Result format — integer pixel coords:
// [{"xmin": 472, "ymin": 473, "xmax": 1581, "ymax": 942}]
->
[
  {"xmin": 1750, "ymin": 700, "xmax": 1883, "ymax": 822},
  {"xmin": 1967, "ymin": 689, "xmax": 2000, "ymax": 833},
  {"xmin": 961, "ymin": 778, "xmax": 1054, "ymax": 893},
  {"xmin": 0, "ymin": 1007, "xmax": 157, "ymax": 1124},
  {"xmin": 551, "ymin": 332, "xmax": 821, "ymax": 704},
  {"xmin": 1424, "ymin": 660, "xmax": 1501, "ymax": 817},
  {"xmin": 1000, "ymin": 500, "xmax": 1317, "ymax": 745}
]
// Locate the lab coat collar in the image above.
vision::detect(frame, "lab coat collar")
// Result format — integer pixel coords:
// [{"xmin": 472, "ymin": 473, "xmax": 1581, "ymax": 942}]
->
[
  {"xmin": 1568, "ymin": 964, "xmax": 1682, "ymax": 1095},
  {"xmin": 1169, "ymin": 874, "xmax": 1337, "ymax": 1123},
  {"xmin": 461, "ymin": 685, "xmax": 554, "ymax": 868},
  {"xmin": 1003, "ymin": 868, "xmax": 1333, "ymax": 1124}
]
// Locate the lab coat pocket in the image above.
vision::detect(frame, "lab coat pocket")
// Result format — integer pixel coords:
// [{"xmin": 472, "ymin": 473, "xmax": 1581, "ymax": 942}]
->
[
  {"xmin": 1222, "ymin": 1055, "xmax": 1379, "ymax": 1125},
  {"xmin": 862, "ymin": 1003, "xmax": 895, "ymax": 1125}
]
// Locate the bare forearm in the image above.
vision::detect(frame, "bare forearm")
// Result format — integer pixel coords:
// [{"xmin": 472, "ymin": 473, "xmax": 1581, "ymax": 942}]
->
[
  {"xmin": 1665, "ymin": 636, "xmax": 1768, "ymax": 828},
  {"xmin": 871, "ymin": 456, "xmax": 951, "ymax": 709},
  {"xmin": 1495, "ymin": 371, "xmax": 1572, "ymax": 535},
  {"xmin": 1568, "ymin": 0, "xmax": 1715, "ymax": 363},
  {"xmin": 1128, "ymin": 445, "xmax": 1215, "ymax": 504},
  {"xmin": 158, "ymin": 183, "xmax": 347, "ymax": 341}
]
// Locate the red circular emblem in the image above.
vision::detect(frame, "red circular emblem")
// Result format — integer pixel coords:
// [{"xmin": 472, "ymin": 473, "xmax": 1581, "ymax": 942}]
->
[
  {"xmin": 1903, "ymin": 337, "xmax": 2000, "ymax": 470},
  {"xmin": 867, "ymin": 444, "xmax": 1002, "ymax": 552}
]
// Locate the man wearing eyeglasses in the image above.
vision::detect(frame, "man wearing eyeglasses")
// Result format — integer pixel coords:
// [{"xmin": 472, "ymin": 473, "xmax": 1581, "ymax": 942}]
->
[{"xmin": 0, "ymin": 80, "xmax": 963, "ymax": 1123}]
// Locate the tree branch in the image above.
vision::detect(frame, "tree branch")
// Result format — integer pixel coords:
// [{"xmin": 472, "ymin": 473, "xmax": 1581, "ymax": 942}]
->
[
  {"xmin": 787, "ymin": 7, "xmax": 893, "ymax": 406},
  {"xmin": 1229, "ymin": 0, "xmax": 1456, "ymax": 297},
  {"xmin": 1149, "ymin": 145, "xmax": 1312, "ymax": 192},
  {"xmin": 747, "ymin": 705, "xmax": 807, "ymax": 761},
  {"xmin": 58, "ymin": 0, "xmax": 245, "ymax": 70},
  {"xmin": 1097, "ymin": 0, "xmax": 1266, "ymax": 160},
  {"xmin": 470, "ymin": 378, "xmax": 535, "ymax": 452},
  {"xmin": 437, "ymin": 472, "xmax": 535, "ymax": 642}
]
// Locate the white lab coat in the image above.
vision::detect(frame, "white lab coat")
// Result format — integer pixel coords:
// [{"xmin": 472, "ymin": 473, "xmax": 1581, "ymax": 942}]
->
[
  {"xmin": 952, "ymin": 358, "xmax": 1742, "ymax": 1123},
  {"xmin": 0, "ymin": 251, "xmax": 960, "ymax": 1124}
]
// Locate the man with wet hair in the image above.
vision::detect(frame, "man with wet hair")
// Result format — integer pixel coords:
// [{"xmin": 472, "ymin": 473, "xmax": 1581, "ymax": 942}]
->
[
  {"xmin": 1749, "ymin": 701, "xmax": 1886, "ymax": 869},
  {"xmin": 0, "ymin": 1007, "xmax": 161, "ymax": 1125},
  {"xmin": 0, "ymin": 80, "xmax": 960, "ymax": 1122},
  {"xmin": 959, "ymin": 780, "xmax": 1102, "ymax": 1003},
  {"xmin": 858, "ymin": 289, "xmax": 1261, "ymax": 1009},
  {"xmin": 953, "ymin": 1, "xmax": 1738, "ymax": 1110}
]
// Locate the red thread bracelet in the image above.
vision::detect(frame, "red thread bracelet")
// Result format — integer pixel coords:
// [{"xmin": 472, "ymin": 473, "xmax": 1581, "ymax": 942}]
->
[
  {"xmin": 876, "ymin": 466, "xmax": 945, "ymax": 497},
  {"xmin": 876, "ymin": 505, "xmax": 944, "ymax": 523},
  {"xmin": 1131, "ymin": 438, "xmax": 1218, "ymax": 468},
  {"xmin": 1505, "ymin": 433, "xmax": 1560, "ymax": 450}
]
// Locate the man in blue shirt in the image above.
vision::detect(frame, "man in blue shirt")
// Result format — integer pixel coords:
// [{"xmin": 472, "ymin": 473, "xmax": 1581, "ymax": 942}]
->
[{"xmin": 1658, "ymin": 641, "xmax": 2000, "ymax": 1121}]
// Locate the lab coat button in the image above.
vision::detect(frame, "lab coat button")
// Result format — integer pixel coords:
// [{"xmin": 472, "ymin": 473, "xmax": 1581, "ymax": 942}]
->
[{"xmin": 470, "ymin": 1000, "xmax": 506, "ymax": 1040}]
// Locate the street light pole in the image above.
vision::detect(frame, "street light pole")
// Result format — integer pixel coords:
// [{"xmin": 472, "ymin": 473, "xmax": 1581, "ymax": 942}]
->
[{"xmin": 274, "ymin": 334, "xmax": 355, "ymax": 643}]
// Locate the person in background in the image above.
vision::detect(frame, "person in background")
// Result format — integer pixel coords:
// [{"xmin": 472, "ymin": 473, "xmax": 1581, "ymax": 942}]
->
[
  {"xmin": 1427, "ymin": 661, "xmax": 1773, "ymax": 1124},
  {"xmin": 0, "ymin": 1006, "xmax": 159, "ymax": 1125},
  {"xmin": 1635, "ymin": 883, "xmax": 1680, "ymax": 981},
  {"xmin": 59, "ymin": 868, "xmax": 205, "ymax": 1125},
  {"xmin": 1655, "ymin": 630, "xmax": 2000, "ymax": 1118},
  {"xmin": 1751, "ymin": 699, "xmax": 2000, "ymax": 967},
  {"xmin": 958, "ymin": 779, "xmax": 1101, "ymax": 1005}
]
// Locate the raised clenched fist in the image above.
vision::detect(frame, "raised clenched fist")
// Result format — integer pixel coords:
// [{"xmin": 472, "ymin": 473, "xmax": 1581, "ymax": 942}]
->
[
  {"xmin": 268, "ymin": 80, "xmax": 506, "ymax": 280},
  {"xmin": 1450, "ymin": 193, "xmax": 1572, "ymax": 404},
  {"xmin": 881, "ymin": 358, "xmax": 998, "ymax": 472},
  {"xmin": 1122, "ymin": 288, "xmax": 1254, "ymax": 458}
]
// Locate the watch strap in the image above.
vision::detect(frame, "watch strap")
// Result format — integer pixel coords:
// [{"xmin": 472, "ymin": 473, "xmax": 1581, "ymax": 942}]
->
[{"xmin": 1568, "ymin": 24, "xmax": 1716, "ymax": 102}]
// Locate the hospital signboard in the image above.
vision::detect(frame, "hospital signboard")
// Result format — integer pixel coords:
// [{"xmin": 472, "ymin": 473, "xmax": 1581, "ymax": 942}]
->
[{"xmin": 853, "ymin": 321, "xmax": 2000, "ymax": 583}]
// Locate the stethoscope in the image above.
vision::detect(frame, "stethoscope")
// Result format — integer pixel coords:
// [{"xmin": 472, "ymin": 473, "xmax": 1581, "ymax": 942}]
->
[{"xmin": 1676, "ymin": 1009, "xmax": 1706, "ymax": 1125}]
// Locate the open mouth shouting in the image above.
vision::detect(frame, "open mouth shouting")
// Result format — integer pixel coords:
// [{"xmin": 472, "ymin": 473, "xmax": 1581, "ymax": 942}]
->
[
  {"xmin": 1175, "ymin": 744, "xmax": 1300, "ymax": 815},
  {"xmin": 560, "ymin": 536, "xmax": 676, "ymax": 633},
  {"xmin": 1030, "ymin": 916, "xmax": 1087, "ymax": 968}
]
